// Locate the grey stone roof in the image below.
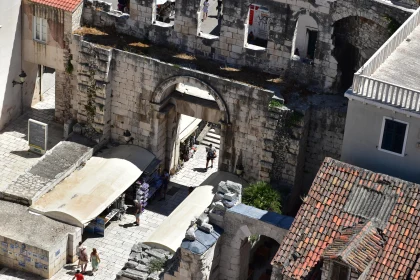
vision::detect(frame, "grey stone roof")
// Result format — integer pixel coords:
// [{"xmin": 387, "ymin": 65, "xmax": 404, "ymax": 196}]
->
[
  {"xmin": 228, "ymin": 204, "xmax": 294, "ymax": 229},
  {"xmin": 180, "ymin": 225, "xmax": 223, "ymax": 255},
  {"xmin": 0, "ymin": 201, "xmax": 77, "ymax": 251}
]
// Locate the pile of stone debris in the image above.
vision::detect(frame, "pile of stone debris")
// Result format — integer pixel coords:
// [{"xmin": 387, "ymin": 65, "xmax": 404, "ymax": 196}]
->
[{"xmin": 116, "ymin": 242, "xmax": 173, "ymax": 280}]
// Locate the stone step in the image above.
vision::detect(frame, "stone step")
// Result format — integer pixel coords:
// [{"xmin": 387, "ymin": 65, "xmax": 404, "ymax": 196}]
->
[
  {"xmin": 203, "ymin": 136, "xmax": 220, "ymax": 145},
  {"xmin": 206, "ymin": 132, "xmax": 220, "ymax": 140},
  {"xmin": 201, "ymin": 140, "xmax": 220, "ymax": 149}
]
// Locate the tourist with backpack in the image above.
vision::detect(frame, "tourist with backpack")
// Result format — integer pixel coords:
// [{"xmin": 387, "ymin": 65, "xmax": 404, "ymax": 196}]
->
[{"xmin": 206, "ymin": 144, "xmax": 217, "ymax": 170}]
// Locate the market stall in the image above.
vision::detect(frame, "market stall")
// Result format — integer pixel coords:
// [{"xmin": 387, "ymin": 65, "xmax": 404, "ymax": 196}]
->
[{"xmin": 30, "ymin": 145, "xmax": 156, "ymax": 235}]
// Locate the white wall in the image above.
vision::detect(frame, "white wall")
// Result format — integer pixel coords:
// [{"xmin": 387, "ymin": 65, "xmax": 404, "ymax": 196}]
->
[
  {"xmin": 0, "ymin": 0, "xmax": 22, "ymax": 129},
  {"xmin": 341, "ymin": 100, "xmax": 420, "ymax": 184},
  {"xmin": 292, "ymin": 14, "xmax": 318, "ymax": 58}
]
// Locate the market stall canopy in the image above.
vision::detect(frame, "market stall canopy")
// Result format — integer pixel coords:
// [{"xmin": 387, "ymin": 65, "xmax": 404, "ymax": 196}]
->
[
  {"xmin": 179, "ymin": 115, "xmax": 201, "ymax": 143},
  {"xmin": 30, "ymin": 145, "xmax": 156, "ymax": 228},
  {"xmin": 143, "ymin": 184, "xmax": 215, "ymax": 253}
]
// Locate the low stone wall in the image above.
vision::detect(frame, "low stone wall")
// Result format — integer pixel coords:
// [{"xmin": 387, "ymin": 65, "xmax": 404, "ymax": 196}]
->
[
  {"xmin": 116, "ymin": 243, "xmax": 173, "ymax": 280},
  {"xmin": 0, "ymin": 141, "xmax": 93, "ymax": 205}
]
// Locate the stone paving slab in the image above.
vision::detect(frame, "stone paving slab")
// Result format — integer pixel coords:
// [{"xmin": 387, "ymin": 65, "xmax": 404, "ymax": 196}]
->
[
  {"xmin": 0, "ymin": 87, "xmax": 63, "ymax": 193},
  {"xmin": 170, "ymin": 145, "xmax": 219, "ymax": 187}
]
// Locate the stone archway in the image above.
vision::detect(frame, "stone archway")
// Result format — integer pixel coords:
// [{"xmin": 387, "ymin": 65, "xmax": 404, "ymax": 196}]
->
[
  {"xmin": 219, "ymin": 204, "xmax": 292, "ymax": 280},
  {"xmin": 152, "ymin": 75, "xmax": 230, "ymax": 124},
  {"xmin": 151, "ymin": 75, "xmax": 231, "ymax": 173},
  {"xmin": 331, "ymin": 16, "xmax": 391, "ymax": 91}
]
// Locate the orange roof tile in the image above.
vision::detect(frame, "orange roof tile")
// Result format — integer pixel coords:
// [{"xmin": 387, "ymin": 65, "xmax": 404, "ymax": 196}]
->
[
  {"xmin": 272, "ymin": 158, "xmax": 420, "ymax": 279},
  {"xmin": 29, "ymin": 0, "xmax": 82, "ymax": 12}
]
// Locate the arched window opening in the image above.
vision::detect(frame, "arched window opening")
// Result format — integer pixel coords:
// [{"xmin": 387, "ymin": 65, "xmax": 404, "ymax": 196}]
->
[{"xmin": 291, "ymin": 14, "xmax": 318, "ymax": 63}]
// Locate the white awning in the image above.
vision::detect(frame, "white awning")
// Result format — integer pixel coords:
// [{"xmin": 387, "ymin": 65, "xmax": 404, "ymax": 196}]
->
[
  {"xmin": 179, "ymin": 115, "xmax": 201, "ymax": 143},
  {"xmin": 143, "ymin": 185, "xmax": 215, "ymax": 253},
  {"xmin": 30, "ymin": 145, "xmax": 156, "ymax": 228}
]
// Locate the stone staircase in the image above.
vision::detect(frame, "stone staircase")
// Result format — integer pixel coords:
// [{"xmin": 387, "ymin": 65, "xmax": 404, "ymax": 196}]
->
[{"xmin": 200, "ymin": 128, "xmax": 221, "ymax": 149}]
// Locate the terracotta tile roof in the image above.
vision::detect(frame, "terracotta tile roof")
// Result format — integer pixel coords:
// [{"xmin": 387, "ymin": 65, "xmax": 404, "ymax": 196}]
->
[
  {"xmin": 322, "ymin": 221, "xmax": 385, "ymax": 273},
  {"xmin": 272, "ymin": 158, "xmax": 420, "ymax": 279},
  {"xmin": 29, "ymin": 0, "xmax": 82, "ymax": 12}
]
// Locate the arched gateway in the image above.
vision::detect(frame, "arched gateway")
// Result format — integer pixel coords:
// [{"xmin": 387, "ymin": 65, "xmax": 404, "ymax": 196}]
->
[{"xmin": 150, "ymin": 75, "xmax": 231, "ymax": 174}]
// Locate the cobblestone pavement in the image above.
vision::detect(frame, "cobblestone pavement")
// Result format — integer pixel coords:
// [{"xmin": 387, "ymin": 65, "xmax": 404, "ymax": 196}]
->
[
  {"xmin": 169, "ymin": 144, "xmax": 219, "ymax": 187},
  {"xmin": 0, "ymin": 186, "xmax": 189, "ymax": 280},
  {"xmin": 0, "ymin": 80, "xmax": 63, "ymax": 191}
]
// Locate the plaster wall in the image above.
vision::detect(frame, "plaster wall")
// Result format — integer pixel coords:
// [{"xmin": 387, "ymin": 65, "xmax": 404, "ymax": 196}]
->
[
  {"xmin": 292, "ymin": 14, "xmax": 318, "ymax": 58},
  {"xmin": 341, "ymin": 99, "xmax": 420, "ymax": 184},
  {"xmin": 0, "ymin": 0, "xmax": 23, "ymax": 130},
  {"xmin": 22, "ymin": 1, "xmax": 69, "ymax": 71}
]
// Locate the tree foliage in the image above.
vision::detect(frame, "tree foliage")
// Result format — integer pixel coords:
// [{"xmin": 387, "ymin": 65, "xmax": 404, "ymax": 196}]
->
[{"xmin": 242, "ymin": 181, "xmax": 282, "ymax": 213}]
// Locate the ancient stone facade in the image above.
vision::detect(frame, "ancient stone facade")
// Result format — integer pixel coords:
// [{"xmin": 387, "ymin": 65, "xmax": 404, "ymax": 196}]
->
[
  {"xmin": 270, "ymin": 96, "xmax": 347, "ymax": 214},
  {"xmin": 82, "ymin": 0, "xmax": 413, "ymax": 91},
  {"xmin": 63, "ymin": 35, "xmax": 281, "ymax": 181}
]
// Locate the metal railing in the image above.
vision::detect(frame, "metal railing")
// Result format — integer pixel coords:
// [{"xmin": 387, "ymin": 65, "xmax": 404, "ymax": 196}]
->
[
  {"xmin": 351, "ymin": 7, "xmax": 420, "ymax": 112},
  {"xmin": 353, "ymin": 75, "xmax": 420, "ymax": 112}
]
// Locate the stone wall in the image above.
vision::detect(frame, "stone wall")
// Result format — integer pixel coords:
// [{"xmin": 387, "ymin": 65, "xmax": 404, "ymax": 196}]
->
[
  {"xmin": 68, "ymin": 37, "xmax": 280, "ymax": 181},
  {"xmin": 81, "ymin": 0, "xmax": 413, "ymax": 92},
  {"xmin": 271, "ymin": 96, "xmax": 347, "ymax": 214},
  {"xmin": 219, "ymin": 205, "xmax": 291, "ymax": 280}
]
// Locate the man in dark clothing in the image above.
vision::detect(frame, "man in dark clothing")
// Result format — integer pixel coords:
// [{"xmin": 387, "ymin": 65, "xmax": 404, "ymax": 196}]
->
[
  {"xmin": 217, "ymin": 0, "xmax": 223, "ymax": 19},
  {"xmin": 206, "ymin": 144, "xmax": 217, "ymax": 170}
]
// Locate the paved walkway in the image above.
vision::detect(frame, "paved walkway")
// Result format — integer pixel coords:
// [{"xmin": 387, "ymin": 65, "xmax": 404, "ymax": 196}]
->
[
  {"xmin": 170, "ymin": 144, "xmax": 219, "ymax": 187},
  {"xmin": 0, "ymin": 75, "xmax": 62, "ymax": 191},
  {"xmin": 0, "ymin": 185, "xmax": 189, "ymax": 280},
  {"xmin": 200, "ymin": 0, "xmax": 221, "ymax": 35}
]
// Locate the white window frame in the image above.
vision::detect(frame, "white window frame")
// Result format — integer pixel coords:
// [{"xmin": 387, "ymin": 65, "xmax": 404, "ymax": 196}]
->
[
  {"xmin": 378, "ymin": 117, "xmax": 409, "ymax": 157},
  {"xmin": 33, "ymin": 16, "xmax": 48, "ymax": 43}
]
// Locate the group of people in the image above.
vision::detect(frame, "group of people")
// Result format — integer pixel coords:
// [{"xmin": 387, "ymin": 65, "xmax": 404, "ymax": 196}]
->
[{"xmin": 73, "ymin": 243, "xmax": 101, "ymax": 279}]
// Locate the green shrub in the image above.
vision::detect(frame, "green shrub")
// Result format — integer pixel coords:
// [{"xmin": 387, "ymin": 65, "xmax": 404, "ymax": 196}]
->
[
  {"xmin": 148, "ymin": 258, "xmax": 166, "ymax": 274},
  {"xmin": 269, "ymin": 99, "xmax": 284, "ymax": 108},
  {"xmin": 242, "ymin": 181, "xmax": 282, "ymax": 213}
]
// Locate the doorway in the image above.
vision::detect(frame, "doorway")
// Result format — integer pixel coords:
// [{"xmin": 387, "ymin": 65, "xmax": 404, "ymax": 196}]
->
[{"xmin": 241, "ymin": 235, "xmax": 280, "ymax": 280}]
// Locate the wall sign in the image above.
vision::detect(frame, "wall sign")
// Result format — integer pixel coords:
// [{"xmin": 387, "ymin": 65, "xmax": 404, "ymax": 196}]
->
[{"xmin": 28, "ymin": 119, "xmax": 48, "ymax": 155}]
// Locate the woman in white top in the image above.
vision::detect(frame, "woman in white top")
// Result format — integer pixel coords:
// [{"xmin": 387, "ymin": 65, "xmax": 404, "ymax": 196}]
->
[{"xmin": 203, "ymin": 0, "xmax": 210, "ymax": 21}]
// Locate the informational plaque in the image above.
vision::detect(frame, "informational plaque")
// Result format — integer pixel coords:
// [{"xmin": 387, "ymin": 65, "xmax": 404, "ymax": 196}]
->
[{"xmin": 28, "ymin": 119, "xmax": 48, "ymax": 155}]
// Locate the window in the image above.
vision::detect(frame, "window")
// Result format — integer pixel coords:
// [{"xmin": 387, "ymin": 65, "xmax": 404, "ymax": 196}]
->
[
  {"xmin": 245, "ymin": 4, "xmax": 269, "ymax": 49},
  {"xmin": 379, "ymin": 117, "xmax": 408, "ymax": 156},
  {"xmin": 330, "ymin": 262, "xmax": 349, "ymax": 280},
  {"xmin": 33, "ymin": 17, "xmax": 47, "ymax": 43}
]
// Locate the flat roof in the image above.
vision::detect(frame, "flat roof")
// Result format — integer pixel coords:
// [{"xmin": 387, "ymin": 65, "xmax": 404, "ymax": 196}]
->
[
  {"xmin": 0, "ymin": 201, "xmax": 76, "ymax": 251},
  {"xmin": 371, "ymin": 24, "xmax": 420, "ymax": 92},
  {"xmin": 30, "ymin": 145, "xmax": 156, "ymax": 227}
]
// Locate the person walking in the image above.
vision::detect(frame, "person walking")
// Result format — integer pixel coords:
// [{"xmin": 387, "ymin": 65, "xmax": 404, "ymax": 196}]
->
[
  {"xmin": 206, "ymin": 144, "xmax": 217, "ymax": 170},
  {"xmin": 160, "ymin": 169, "xmax": 170, "ymax": 201},
  {"xmin": 133, "ymin": 200, "xmax": 142, "ymax": 226},
  {"xmin": 202, "ymin": 0, "xmax": 209, "ymax": 21},
  {"xmin": 78, "ymin": 246, "xmax": 89, "ymax": 274},
  {"xmin": 90, "ymin": 248, "xmax": 100, "ymax": 274},
  {"xmin": 216, "ymin": 0, "xmax": 222, "ymax": 19},
  {"xmin": 76, "ymin": 242, "xmax": 82, "ymax": 269},
  {"xmin": 72, "ymin": 270, "xmax": 84, "ymax": 280}
]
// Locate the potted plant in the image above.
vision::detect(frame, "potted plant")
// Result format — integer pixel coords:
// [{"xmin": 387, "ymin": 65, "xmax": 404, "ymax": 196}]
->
[{"xmin": 236, "ymin": 164, "xmax": 244, "ymax": 175}]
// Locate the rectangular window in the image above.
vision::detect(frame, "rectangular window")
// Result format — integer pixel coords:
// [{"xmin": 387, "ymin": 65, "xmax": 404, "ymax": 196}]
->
[
  {"xmin": 331, "ymin": 262, "xmax": 349, "ymax": 280},
  {"xmin": 33, "ymin": 16, "xmax": 47, "ymax": 43},
  {"xmin": 379, "ymin": 117, "xmax": 408, "ymax": 156}
]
